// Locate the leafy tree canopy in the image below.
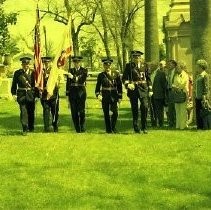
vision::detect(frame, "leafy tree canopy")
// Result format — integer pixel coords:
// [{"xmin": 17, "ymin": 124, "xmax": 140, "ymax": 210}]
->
[{"xmin": 0, "ymin": 2, "xmax": 19, "ymax": 55}]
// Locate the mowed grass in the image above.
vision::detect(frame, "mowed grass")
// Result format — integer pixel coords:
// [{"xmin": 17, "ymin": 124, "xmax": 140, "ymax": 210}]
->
[{"xmin": 0, "ymin": 81, "xmax": 211, "ymax": 209}]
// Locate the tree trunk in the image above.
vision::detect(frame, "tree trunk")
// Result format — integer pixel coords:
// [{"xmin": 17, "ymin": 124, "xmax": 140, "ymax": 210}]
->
[
  {"xmin": 127, "ymin": 0, "xmax": 134, "ymax": 53},
  {"xmin": 144, "ymin": 0, "xmax": 159, "ymax": 63},
  {"xmin": 190, "ymin": 0, "xmax": 211, "ymax": 99}
]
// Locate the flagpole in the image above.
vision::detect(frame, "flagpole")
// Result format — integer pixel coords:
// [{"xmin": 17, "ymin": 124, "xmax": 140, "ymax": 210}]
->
[{"xmin": 43, "ymin": 26, "xmax": 48, "ymax": 56}]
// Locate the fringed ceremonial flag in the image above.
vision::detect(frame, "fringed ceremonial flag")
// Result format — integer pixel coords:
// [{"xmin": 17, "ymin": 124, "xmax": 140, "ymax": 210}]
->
[{"xmin": 46, "ymin": 19, "xmax": 72, "ymax": 98}]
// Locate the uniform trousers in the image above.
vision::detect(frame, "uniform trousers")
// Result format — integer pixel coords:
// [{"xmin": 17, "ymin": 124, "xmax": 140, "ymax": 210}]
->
[
  {"xmin": 102, "ymin": 98, "xmax": 118, "ymax": 133},
  {"xmin": 18, "ymin": 101, "xmax": 35, "ymax": 132},
  {"xmin": 129, "ymin": 94, "xmax": 148, "ymax": 132},
  {"xmin": 41, "ymin": 97, "xmax": 59, "ymax": 131},
  {"xmin": 152, "ymin": 98, "xmax": 165, "ymax": 127},
  {"xmin": 68, "ymin": 93, "xmax": 86, "ymax": 133}
]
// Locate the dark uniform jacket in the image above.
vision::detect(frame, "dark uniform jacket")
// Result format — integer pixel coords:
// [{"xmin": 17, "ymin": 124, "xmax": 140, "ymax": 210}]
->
[
  {"xmin": 95, "ymin": 70, "xmax": 122, "ymax": 102},
  {"xmin": 11, "ymin": 69, "xmax": 36, "ymax": 103},
  {"xmin": 66, "ymin": 66, "xmax": 88, "ymax": 98},
  {"xmin": 122, "ymin": 62, "xmax": 151, "ymax": 98}
]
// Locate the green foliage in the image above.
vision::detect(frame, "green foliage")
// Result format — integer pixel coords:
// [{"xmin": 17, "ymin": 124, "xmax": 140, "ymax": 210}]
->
[
  {"xmin": 0, "ymin": 5, "xmax": 18, "ymax": 55},
  {"xmin": 80, "ymin": 36, "xmax": 98, "ymax": 70},
  {"xmin": 159, "ymin": 43, "xmax": 166, "ymax": 61}
]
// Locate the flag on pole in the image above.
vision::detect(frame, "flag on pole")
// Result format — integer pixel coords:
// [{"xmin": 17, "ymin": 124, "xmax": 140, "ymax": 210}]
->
[
  {"xmin": 57, "ymin": 26, "xmax": 72, "ymax": 68},
  {"xmin": 46, "ymin": 19, "xmax": 72, "ymax": 98},
  {"xmin": 34, "ymin": 5, "xmax": 43, "ymax": 91}
]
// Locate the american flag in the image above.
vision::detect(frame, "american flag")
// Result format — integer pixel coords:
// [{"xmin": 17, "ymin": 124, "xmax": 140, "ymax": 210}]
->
[{"xmin": 34, "ymin": 5, "xmax": 43, "ymax": 91}]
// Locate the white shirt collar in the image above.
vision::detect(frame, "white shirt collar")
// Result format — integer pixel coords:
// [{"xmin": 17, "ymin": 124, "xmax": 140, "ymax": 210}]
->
[{"xmin": 200, "ymin": 70, "xmax": 207, "ymax": 77}]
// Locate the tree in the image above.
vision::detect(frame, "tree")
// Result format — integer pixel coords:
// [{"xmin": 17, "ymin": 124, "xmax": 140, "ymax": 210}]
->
[
  {"xmin": 190, "ymin": 0, "xmax": 211, "ymax": 99},
  {"xmin": 190, "ymin": 0, "xmax": 211, "ymax": 62},
  {"xmin": 0, "ymin": 1, "xmax": 18, "ymax": 61},
  {"xmin": 41, "ymin": 0, "xmax": 97, "ymax": 55},
  {"xmin": 115, "ymin": 0, "xmax": 144, "ymax": 70},
  {"xmin": 80, "ymin": 36, "xmax": 97, "ymax": 70},
  {"xmin": 94, "ymin": 0, "xmax": 144, "ymax": 72},
  {"xmin": 92, "ymin": 0, "xmax": 111, "ymax": 58},
  {"xmin": 144, "ymin": 0, "xmax": 159, "ymax": 62}
]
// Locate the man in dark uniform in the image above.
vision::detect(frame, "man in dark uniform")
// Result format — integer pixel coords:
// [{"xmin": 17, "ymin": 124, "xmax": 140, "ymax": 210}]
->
[
  {"xmin": 122, "ymin": 50, "xmax": 152, "ymax": 134},
  {"xmin": 95, "ymin": 58, "xmax": 122, "ymax": 133},
  {"xmin": 66, "ymin": 56, "xmax": 88, "ymax": 133},
  {"xmin": 11, "ymin": 57, "xmax": 37, "ymax": 135},
  {"xmin": 40, "ymin": 56, "xmax": 59, "ymax": 132}
]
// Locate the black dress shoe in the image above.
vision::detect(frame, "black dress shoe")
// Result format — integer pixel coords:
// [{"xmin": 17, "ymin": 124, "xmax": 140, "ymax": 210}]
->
[
  {"xmin": 106, "ymin": 130, "xmax": 113, "ymax": 134},
  {"xmin": 44, "ymin": 127, "xmax": 50, "ymax": 132},
  {"xmin": 81, "ymin": 126, "xmax": 86, "ymax": 133},
  {"xmin": 28, "ymin": 128, "xmax": 34, "ymax": 132},
  {"xmin": 112, "ymin": 128, "xmax": 118, "ymax": 133},
  {"xmin": 134, "ymin": 125, "xmax": 140, "ymax": 133},
  {"xmin": 134, "ymin": 129, "xmax": 140, "ymax": 133},
  {"xmin": 53, "ymin": 126, "xmax": 58, "ymax": 132},
  {"xmin": 22, "ymin": 131, "xmax": 28, "ymax": 136},
  {"xmin": 143, "ymin": 129, "xmax": 148, "ymax": 134}
]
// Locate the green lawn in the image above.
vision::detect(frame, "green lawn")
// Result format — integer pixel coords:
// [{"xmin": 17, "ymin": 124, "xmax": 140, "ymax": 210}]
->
[{"xmin": 0, "ymin": 81, "xmax": 211, "ymax": 209}]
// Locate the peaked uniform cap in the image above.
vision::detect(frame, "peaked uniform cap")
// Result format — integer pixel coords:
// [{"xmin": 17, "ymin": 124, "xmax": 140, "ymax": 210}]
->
[
  {"xmin": 20, "ymin": 57, "xmax": 31, "ymax": 64},
  {"xmin": 131, "ymin": 50, "xmax": 144, "ymax": 56},
  {"xmin": 41, "ymin": 56, "xmax": 52, "ymax": 62},
  {"xmin": 71, "ymin": 56, "xmax": 83, "ymax": 61},
  {"xmin": 102, "ymin": 58, "xmax": 113, "ymax": 64}
]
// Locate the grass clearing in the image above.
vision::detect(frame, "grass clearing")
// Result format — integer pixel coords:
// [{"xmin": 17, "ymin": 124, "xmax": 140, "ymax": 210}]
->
[{"xmin": 0, "ymin": 82, "xmax": 211, "ymax": 209}]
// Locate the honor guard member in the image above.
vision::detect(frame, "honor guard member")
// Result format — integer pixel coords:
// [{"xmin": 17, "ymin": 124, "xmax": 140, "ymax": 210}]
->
[
  {"xmin": 11, "ymin": 57, "xmax": 37, "ymax": 135},
  {"xmin": 122, "ymin": 50, "xmax": 152, "ymax": 134},
  {"xmin": 95, "ymin": 58, "xmax": 123, "ymax": 133},
  {"xmin": 66, "ymin": 56, "xmax": 88, "ymax": 133},
  {"xmin": 41, "ymin": 56, "xmax": 59, "ymax": 132}
]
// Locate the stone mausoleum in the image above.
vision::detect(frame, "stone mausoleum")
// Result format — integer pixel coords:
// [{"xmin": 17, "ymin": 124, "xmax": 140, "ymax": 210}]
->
[{"xmin": 163, "ymin": 0, "xmax": 191, "ymax": 70}]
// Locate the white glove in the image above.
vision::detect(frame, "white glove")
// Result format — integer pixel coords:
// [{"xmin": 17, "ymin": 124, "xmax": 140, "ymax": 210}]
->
[
  {"xmin": 149, "ymin": 91, "xmax": 153, "ymax": 97},
  {"xmin": 128, "ymin": 83, "xmax": 135, "ymax": 90},
  {"xmin": 97, "ymin": 95, "xmax": 102, "ymax": 102},
  {"xmin": 202, "ymin": 99, "xmax": 209, "ymax": 107},
  {"xmin": 13, "ymin": 95, "xmax": 17, "ymax": 101},
  {"xmin": 67, "ymin": 73, "xmax": 74, "ymax": 79}
]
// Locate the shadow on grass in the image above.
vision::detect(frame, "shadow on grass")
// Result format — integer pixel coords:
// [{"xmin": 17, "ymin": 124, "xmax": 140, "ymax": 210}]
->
[
  {"xmin": 0, "ymin": 106, "xmax": 152, "ymax": 135},
  {"xmin": 1, "ymin": 99, "xmax": 197, "ymax": 135}
]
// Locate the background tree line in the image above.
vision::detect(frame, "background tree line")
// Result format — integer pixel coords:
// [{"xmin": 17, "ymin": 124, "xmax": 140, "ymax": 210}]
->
[
  {"xmin": 0, "ymin": 0, "xmax": 19, "ymax": 64},
  {"xmin": 1, "ymin": 0, "xmax": 171, "ymax": 72}
]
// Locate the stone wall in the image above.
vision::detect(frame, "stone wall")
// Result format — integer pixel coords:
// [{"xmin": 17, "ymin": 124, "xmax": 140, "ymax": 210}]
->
[{"xmin": 163, "ymin": 0, "xmax": 191, "ymax": 69}]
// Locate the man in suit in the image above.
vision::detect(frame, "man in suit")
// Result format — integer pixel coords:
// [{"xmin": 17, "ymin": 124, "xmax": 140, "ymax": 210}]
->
[
  {"xmin": 11, "ymin": 57, "xmax": 37, "ymax": 135},
  {"xmin": 122, "ymin": 50, "xmax": 152, "ymax": 133},
  {"xmin": 150, "ymin": 60, "xmax": 167, "ymax": 128},
  {"xmin": 95, "ymin": 58, "xmax": 122, "ymax": 133},
  {"xmin": 166, "ymin": 59, "xmax": 177, "ymax": 128},
  {"xmin": 40, "ymin": 56, "xmax": 59, "ymax": 132},
  {"xmin": 66, "ymin": 56, "xmax": 88, "ymax": 133}
]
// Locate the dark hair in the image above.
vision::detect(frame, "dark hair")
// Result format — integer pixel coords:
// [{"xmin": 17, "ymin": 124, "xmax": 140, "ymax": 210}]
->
[
  {"xmin": 196, "ymin": 59, "xmax": 208, "ymax": 70},
  {"xmin": 168, "ymin": 59, "xmax": 177, "ymax": 67}
]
